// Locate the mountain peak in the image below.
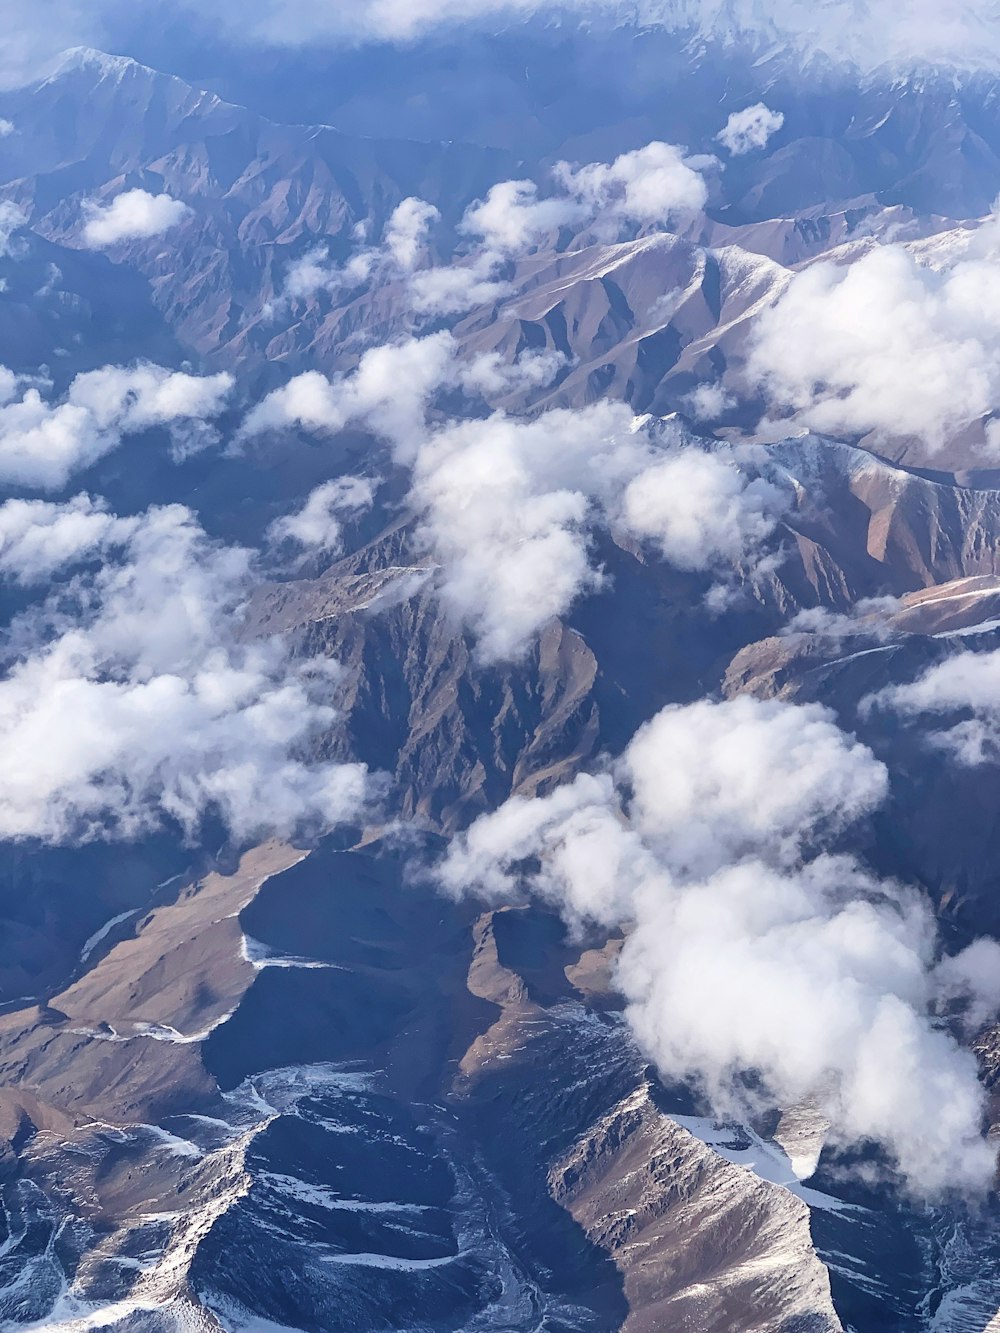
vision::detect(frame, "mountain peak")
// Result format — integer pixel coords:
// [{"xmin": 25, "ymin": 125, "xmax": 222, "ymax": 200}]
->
[{"xmin": 47, "ymin": 46, "xmax": 145, "ymax": 82}]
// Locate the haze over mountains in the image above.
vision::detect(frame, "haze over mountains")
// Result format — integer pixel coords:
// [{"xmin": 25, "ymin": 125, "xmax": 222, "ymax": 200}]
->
[{"xmin": 2, "ymin": 5, "xmax": 1000, "ymax": 1331}]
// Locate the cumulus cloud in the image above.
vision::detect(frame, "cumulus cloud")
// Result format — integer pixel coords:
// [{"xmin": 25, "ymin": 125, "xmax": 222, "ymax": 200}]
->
[
  {"xmin": 240, "ymin": 330, "xmax": 459, "ymax": 456},
  {"xmin": 417, "ymin": 144, "xmax": 711, "ymax": 316},
  {"xmin": 0, "ymin": 492, "xmax": 140, "ymax": 580},
  {"xmin": 0, "ymin": 362, "xmax": 233, "ymax": 489},
  {"xmin": 682, "ymin": 382, "xmax": 735, "ymax": 421},
  {"xmin": 717, "ymin": 103, "xmax": 785, "ymax": 155},
  {"xmin": 243, "ymin": 336, "xmax": 785, "ymax": 659},
  {"xmin": 746, "ymin": 238, "xmax": 1000, "ymax": 452},
  {"xmin": 870, "ymin": 647, "xmax": 1000, "ymax": 763},
  {"xmin": 279, "ymin": 196, "xmax": 440, "ymax": 305},
  {"xmin": 0, "ymin": 495, "xmax": 369, "ymax": 842},
  {"xmin": 267, "ymin": 475, "xmax": 375, "ymax": 553},
  {"xmin": 621, "ymin": 449, "xmax": 785, "ymax": 572},
  {"xmin": 408, "ymin": 261, "xmax": 513, "ymax": 316},
  {"xmin": 438, "ymin": 695, "xmax": 1000, "ymax": 1195},
  {"xmin": 408, "ymin": 413, "xmax": 786, "ymax": 660},
  {"xmin": 81, "ymin": 188, "xmax": 192, "ymax": 248},
  {"xmin": 278, "ymin": 146, "xmax": 710, "ymax": 320},
  {"xmin": 383, "ymin": 196, "xmax": 441, "ymax": 269},
  {"xmin": 0, "ymin": 199, "xmax": 25, "ymax": 259},
  {"xmin": 553, "ymin": 140, "xmax": 710, "ymax": 223}
]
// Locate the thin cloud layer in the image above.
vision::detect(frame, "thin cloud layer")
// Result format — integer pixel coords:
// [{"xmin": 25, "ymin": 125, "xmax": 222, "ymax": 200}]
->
[
  {"xmin": 150, "ymin": 1, "xmax": 1000, "ymax": 75},
  {"xmin": 438, "ymin": 695, "xmax": 1000, "ymax": 1195},
  {"xmin": 0, "ymin": 363, "xmax": 233, "ymax": 489},
  {"xmin": 0, "ymin": 495, "xmax": 369, "ymax": 842},
  {"xmin": 81, "ymin": 188, "xmax": 192, "ymax": 248},
  {"xmin": 4, "ymin": 1, "xmax": 1000, "ymax": 89}
]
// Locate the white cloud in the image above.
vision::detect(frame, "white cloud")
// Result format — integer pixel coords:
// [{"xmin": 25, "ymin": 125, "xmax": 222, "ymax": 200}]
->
[
  {"xmin": 0, "ymin": 362, "xmax": 233, "ymax": 490},
  {"xmin": 621, "ymin": 449, "xmax": 785, "ymax": 572},
  {"xmin": 4, "ymin": 2, "xmax": 1000, "ymax": 89},
  {"xmin": 409, "ymin": 255, "xmax": 513, "ymax": 315},
  {"xmin": 282, "ymin": 244, "xmax": 374, "ymax": 302},
  {"xmin": 413, "ymin": 413, "xmax": 786, "ymax": 660},
  {"xmin": 870, "ymin": 647, "xmax": 1000, "ymax": 763},
  {"xmin": 243, "ymin": 338, "xmax": 784, "ymax": 660},
  {"xmin": 81, "ymin": 188, "xmax": 192, "ymax": 248},
  {"xmin": 621, "ymin": 696, "xmax": 888, "ymax": 872},
  {"xmin": 0, "ymin": 492, "xmax": 138, "ymax": 580},
  {"xmin": 438, "ymin": 695, "xmax": 1000, "ymax": 1196},
  {"xmin": 279, "ymin": 196, "xmax": 440, "ymax": 305},
  {"xmin": 0, "ymin": 200, "xmax": 25, "ymax": 259},
  {"xmin": 460, "ymin": 178, "xmax": 584, "ymax": 254},
  {"xmin": 746, "ymin": 238, "xmax": 1000, "ymax": 451},
  {"xmin": 240, "ymin": 331, "xmax": 457, "ymax": 458},
  {"xmin": 717, "ymin": 103, "xmax": 785, "ymax": 155},
  {"xmin": 383, "ymin": 196, "xmax": 441, "ymax": 269},
  {"xmin": 682, "ymin": 382, "xmax": 735, "ymax": 421},
  {"xmin": 0, "ymin": 119, "xmax": 13, "ymax": 137},
  {"xmin": 0, "ymin": 496, "xmax": 369, "ymax": 842},
  {"xmin": 554, "ymin": 140, "xmax": 710, "ymax": 224},
  {"xmin": 152, "ymin": 1, "xmax": 1000, "ymax": 76},
  {"xmin": 276, "ymin": 146, "xmax": 709, "ymax": 321},
  {"xmin": 267, "ymin": 475, "xmax": 375, "ymax": 553},
  {"xmin": 423, "ymin": 144, "xmax": 711, "ymax": 316}
]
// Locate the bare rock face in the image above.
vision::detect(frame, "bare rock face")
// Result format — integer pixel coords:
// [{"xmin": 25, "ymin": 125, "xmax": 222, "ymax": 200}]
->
[
  {"xmin": 0, "ymin": 50, "xmax": 510, "ymax": 375},
  {"xmin": 550, "ymin": 1085, "xmax": 842, "ymax": 1333}
]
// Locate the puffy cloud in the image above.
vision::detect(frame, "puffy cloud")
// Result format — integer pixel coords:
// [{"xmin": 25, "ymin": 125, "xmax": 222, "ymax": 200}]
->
[
  {"xmin": 240, "ymin": 331, "xmax": 457, "ymax": 456},
  {"xmin": 460, "ymin": 178, "xmax": 584, "ymax": 254},
  {"xmin": 621, "ymin": 696, "xmax": 888, "ymax": 872},
  {"xmin": 621, "ymin": 449, "xmax": 785, "ymax": 572},
  {"xmin": 282, "ymin": 244, "xmax": 375, "ymax": 302},
  {"xmin": 0, "ymin": 199, "xmax": 25, "ymax": 259},
  {"xmin": 279, "ymin": 196, "xmax": 440, "ymax": 305},
  {"xmin": 0, "ymin": 362, "xmax": 233, "ymax": 489},
  {"xmin": 746, "ymin": 239, "xmax": 1000, "ymax": 452},
  {"xmin": 425, "ymin": 144, "xmax": 710, "ymax": 316},
  {"xmin": 267, "ymin": 475, "xmax": 375, "ymax": 553},
  {"xmin": 0, "ymin": 492, "xmax": 139, "ymax": 581},
  {"xmin": 383, "ymin": 196, "xmax": 441, "ymax": 270},
  {"xmin": 716, "ymin": 103, "xmax": 785, "ymax": 155},
  {"xmin": 243, "ymin": 337, "xmax": 785, "ymax": 659},
  {"xmin": 0, "ymin": 119, "xmax": 13, "ymax": 137},
  {"xmin": 870, "ymin": 647, "xmax": 1000, "ymax": 763},
  {"xmin": 553, "ymin": 140, "xmax": 710, "ymax": 224},
  {"xmin": 682, "ymin": 382, "xmax": 735, "ymax": 421},
  {"xmin": 81, "ymin": 188, "xmax": 192, "ymax": 248},
  {"xmin": 278, "ymin": 147, "xmax": 709, "ymax": 320},
  {"xmin": 408, "ymin": 260, "xmax": 512, "ymax": 315},
  {"xmin": 413, "ymin": 412, "xmax": 786, "ymax": 660},
  {"xmin": 438, "ymin": 695, "xmax": 1000, "ymax": 1196},
  {"xmin": 0, "ymin": 495, "xmax": 369, "ymax": 842}
]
